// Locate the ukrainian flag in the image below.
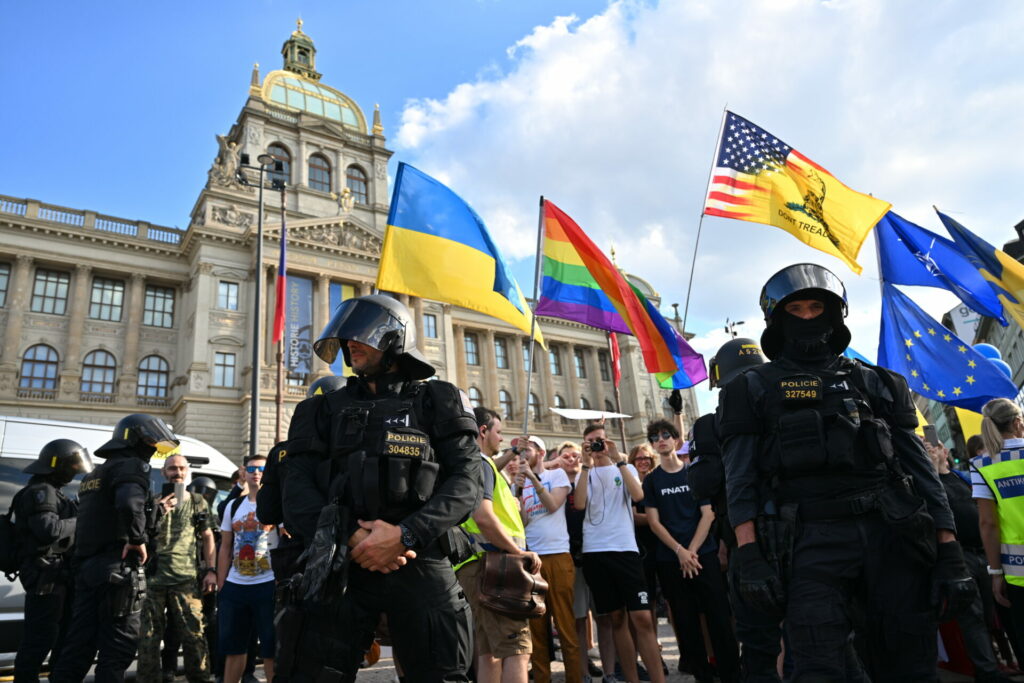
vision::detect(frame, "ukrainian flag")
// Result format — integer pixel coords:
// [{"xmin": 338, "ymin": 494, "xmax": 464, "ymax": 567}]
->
[{"xmin": 377, "ymin": 163, "xmax": 543, "ymax": 344}]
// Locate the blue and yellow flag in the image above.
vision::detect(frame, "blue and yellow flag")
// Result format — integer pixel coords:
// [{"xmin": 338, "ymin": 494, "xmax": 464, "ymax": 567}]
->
[
  {"xmin": 875, "ymin": 212, "xmax": 1008, "ymax": 324},
  {"xmin": 878, "ymin": 283, "xmax": 1016, "ymax": 412},
  {"xmin": 377, "ymin": 163, "xmax": 542, "ymax": 344},
  {"xmin": 939, "ymin": 209, "xmax": 1024, "ymax": 331}
]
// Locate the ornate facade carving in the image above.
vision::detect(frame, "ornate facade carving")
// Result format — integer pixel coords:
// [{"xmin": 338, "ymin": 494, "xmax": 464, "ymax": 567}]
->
[
  {"xmin": 190, "ymin": 370, "xmax": 207, "ymax": 392},
  {"xmin": 291, "ymin": 223, "xmax": 381, "ymax": 253},
  {"xmin": 246, "ymin": 126, "xmax": 262, "ymax": 145},
  {"xmin": 208, "ymin": 134, "xmax": 244, "ymax": 189},
  {"xmin": 211, "ymin": 205, "xmax": 254, "ymax": 229},
  {"xmin": 375, "ymin": 160, "xmax": 387, "ymax": 180}
]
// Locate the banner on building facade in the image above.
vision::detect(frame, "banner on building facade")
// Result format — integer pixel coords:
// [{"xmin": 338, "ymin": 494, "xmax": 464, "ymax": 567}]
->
[{"xmin": 285, "ymin": 275, "xmax": 314, "ymax": 374}]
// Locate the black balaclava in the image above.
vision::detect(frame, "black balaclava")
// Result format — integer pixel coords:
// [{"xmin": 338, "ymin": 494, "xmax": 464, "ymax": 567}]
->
[{"xmin": 777, "ymin": 299, "xmax": 837, "ymax": 362}]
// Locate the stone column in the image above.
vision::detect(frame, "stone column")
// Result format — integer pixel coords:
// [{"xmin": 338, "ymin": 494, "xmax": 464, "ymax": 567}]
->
[
  {"xmin": 313, "ymin": 275, "xmax": 331, "ymax": 376},
  {"xmin": 357, "ymin": 281, "xmax": 372, "ymax": 297},
  {"xmin": 566, "ymin": 342, "xmax": 582, "ymax": 410},
  {"xmin": 118, "ymin": 273, "xmax": 146, "ymax": 400},
  {"xmin": 452, "ymin": 324, "xmax": 467, "ymax": 390},
  {"xmin": 0, "ymin": 255, "xmax": 33, "ymax": 368},
  {"xmin": 508, "ymin": 335, "xmax": 526, "ymax": 424},
  {"xmin": 297, "ymin": 140, "xmax": 308, "ymax": 187},
  {"xmin": 482, "ymin": 329, "xmax": 499, "ymax": 409},
  {"xmin": 335, "ymin": 150, "xmax": 345, "ymax": 194},
  {"xmin": 589, "ymin": 346, "xmax": 607, "ymax": 411},
  {"xmin": 412, "ymin": 297, "xmax": 425, "ymax": 352},
  {"xmin": 59, "ymin": 264, "xmax": 92, "ymax": 400}
]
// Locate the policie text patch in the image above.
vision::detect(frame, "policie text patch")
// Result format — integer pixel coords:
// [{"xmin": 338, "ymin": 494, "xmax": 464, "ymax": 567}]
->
[
  {"xmin": 778, "ymin": 375, "xmax": 822, "ymax": 402},
  {"xmin": 384, "ymin": 430, "xmax": 428, "ymax": 458}
]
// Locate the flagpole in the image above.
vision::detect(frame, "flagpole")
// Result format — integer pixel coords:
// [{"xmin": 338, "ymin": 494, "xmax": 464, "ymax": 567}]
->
[
  {"xmin": 274, "ymin": 186, "xmax": 287, "ymax": 444},
  {"xmin": 607, "ymin": 332, "xmax": 628, "ymax": 447},
  {"xmin": 522, "ymin": 196, "xmax": 545, "ymax": 438},
  {"xmin": 682, "ymin": 106, "xmax": 729, "ymax": 332}
]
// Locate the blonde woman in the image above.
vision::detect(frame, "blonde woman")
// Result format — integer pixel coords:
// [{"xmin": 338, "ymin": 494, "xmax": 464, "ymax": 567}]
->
[{"xmin": 973, "ymin": 398, "xmax": 1024, "ymax": 641}]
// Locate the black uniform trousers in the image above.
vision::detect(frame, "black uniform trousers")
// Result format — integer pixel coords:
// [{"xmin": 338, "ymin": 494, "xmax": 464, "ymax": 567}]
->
[
  {"xmin": 50, "ymin": 552, "xmax": 142, "ymax": 683},
  {"xmin": 785, "ymin": 512, "xmax": 937, "ymax": 682},
  {"xmin": 657, "ymin": 551, "xmax": 740, "ymax": 683},
  {"xmin": 14, "ymin": 580, "xmax": 73, "ymax": 682},
  {"xmin": 281, "ymin": 555, "xmax": 472, "ymax": 683},
  {"xmin": 727, "ymin": 561, "xmax": 783, "ymax": 683}
]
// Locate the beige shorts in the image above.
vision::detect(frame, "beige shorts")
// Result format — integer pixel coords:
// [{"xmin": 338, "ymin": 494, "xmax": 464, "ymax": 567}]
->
[{"xmin": 456, "ymin": 557, "xmax": 532, "ymax": 659}]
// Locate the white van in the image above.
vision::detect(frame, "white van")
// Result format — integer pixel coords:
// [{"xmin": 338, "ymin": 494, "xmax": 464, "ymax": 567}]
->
[{"xmin": 0, "ymin": 415, "xmax": 238, "ymax": 667}]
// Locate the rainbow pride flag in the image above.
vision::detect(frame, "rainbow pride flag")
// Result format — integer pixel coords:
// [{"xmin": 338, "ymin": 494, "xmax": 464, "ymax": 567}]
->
[{"xmin": 534, "ymin": 200, "xmax": 706, "ymax": 389}]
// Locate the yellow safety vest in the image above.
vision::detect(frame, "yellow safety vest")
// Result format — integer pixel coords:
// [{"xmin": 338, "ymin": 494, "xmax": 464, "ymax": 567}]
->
[
  {"xmin": 973, "ymin": 447, "xmax": 1024, "ymax": 586},
  {"xmin": 454, "ymin": 455, "xmax": 526, "ymax": 571}
]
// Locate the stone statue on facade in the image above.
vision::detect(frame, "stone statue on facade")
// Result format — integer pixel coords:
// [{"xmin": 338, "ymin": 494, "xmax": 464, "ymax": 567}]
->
[{"xmin": 209, "ymin": 134, "xmax": 242, "ymax": 188}]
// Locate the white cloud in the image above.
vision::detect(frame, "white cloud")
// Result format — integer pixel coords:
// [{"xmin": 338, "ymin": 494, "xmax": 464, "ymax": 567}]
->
[{"xmin": 395, "ymin": 0, "xmax": 1024, "ymax": 413}]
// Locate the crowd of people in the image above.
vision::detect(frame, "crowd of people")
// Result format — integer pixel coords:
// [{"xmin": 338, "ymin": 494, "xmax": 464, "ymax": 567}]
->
[{"xmin": 11, "ymin": 275, "xmax": 1024, "ymax": 683}]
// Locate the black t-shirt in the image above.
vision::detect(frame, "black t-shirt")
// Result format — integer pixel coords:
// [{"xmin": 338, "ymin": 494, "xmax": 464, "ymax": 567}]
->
[
  {"xmin": 940, "ymin": 471, "xmax": 983, "ymax": 552},
  {"xmin": 642, "ymin": 465, "xmax": 716, "ymax": 562},
  {"xmin": 565, "ymin": 481, "xmax": 585, "ymax": 564}
]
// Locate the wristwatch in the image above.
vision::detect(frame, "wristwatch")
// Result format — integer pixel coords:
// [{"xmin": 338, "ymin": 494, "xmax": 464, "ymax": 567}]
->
[
  {"xmin": 204, "ymin": 567, "xmax": 217, "ymax": 576},
  {"xmin": 399, "ymin": 523, "xmax": 419, "ymax": 550},
  {"xmin": 988, "ymin": 566, "xmax": 1005, "ymax": 576},
  {"xmin": 615, "ymin": 462, "xmax": 627, "ymax": 468}
]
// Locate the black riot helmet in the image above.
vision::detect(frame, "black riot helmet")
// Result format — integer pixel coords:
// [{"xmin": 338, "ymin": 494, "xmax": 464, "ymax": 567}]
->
[
  {"xmin": 95, "ymin": 413, "xmax": 180, "ymax": 459},
  {"xmin": 313, "ymin": 295, "xmax": 435, "ymax": 380},
  {"xmin": 758, "ymin": 263, "xmax": 850, "ymax": 360},
  {"xmin": 24, "ymin": 439, "xmax": 93, "ymax": 484},
  {"xmin": 306, "ymin": 374, "xmax": 347, "ymax": 398},
  {"xmin": 708, "ymin": 338, "xmax": 766, "ymax": 389},
  {"xmin": 188, "ymin": 476, "xmax": 219, "ymax": 507}
]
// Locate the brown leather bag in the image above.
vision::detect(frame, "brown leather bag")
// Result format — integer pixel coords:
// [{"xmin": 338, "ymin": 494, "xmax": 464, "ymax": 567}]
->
[{"xmin": 478, "ymin": 552, "xmax": 548, "ymax": 619}]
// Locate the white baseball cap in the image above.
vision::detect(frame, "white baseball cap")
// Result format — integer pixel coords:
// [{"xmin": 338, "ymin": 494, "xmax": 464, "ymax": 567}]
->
[{"xmin": 527, "ymin": 435, "xmax": 547, "ymax": 452}]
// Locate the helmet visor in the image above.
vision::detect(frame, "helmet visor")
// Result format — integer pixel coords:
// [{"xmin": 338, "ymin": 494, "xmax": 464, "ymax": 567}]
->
[
  {"xmin": 313, "ymin": 299, "xmax": 403, "ymax": 364},
  {"xmin": 133, "ymin": 419, "xmax": 180, "ymax": 452},
  {"xmin": 760, "ymin": 264, "xmax": 847, "ymax": 319},
  {"xmin": 73, "ymin": 448, "xmax": 94, "ymax": 474}
]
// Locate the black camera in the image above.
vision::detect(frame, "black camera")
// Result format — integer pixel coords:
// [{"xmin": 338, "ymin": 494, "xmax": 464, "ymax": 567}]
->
[{"xmin": 590, "ymin": 438, "xmax": 605, "ymax": 453}]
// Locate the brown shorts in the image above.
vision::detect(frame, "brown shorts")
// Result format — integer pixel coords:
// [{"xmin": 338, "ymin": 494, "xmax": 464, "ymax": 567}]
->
[{"xmin": 456, "ymin": 557, "xmax": 532, "ymax": 659}]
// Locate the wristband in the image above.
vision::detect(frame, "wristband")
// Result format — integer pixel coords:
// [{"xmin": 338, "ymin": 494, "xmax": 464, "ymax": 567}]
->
[
  {"xmin": 616, "ymin": 462, "xmax": 627, "ymax": 468},
  {"xmin": 581, "ymin": 465, "xmax": 590, "ymax": 470},
  {"xmin": 204, "ymin": 567, "xmax": 217, "ymax": 575},
  {"xmin": 988, "ymin": 566, "xmax": 1005, "ymax": 576}
]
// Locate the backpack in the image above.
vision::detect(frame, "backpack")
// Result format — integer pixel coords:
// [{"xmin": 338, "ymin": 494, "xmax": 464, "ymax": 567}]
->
[{"xmin": 0, "ymin": 490, "xmax": 26, "ymax": 579}]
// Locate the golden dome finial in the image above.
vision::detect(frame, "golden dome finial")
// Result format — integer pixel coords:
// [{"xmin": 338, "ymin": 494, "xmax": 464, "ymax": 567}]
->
[
  {"xmin": 296, "ymin": 17, "xmax": 303, "ymax": 32},
  {"xmin": 610, "ymin": 244, "xmax": 618, "ymax": 265},
  {"xmin": 372, "ymin": 104, "xmax": 384, "ymax": 135}
]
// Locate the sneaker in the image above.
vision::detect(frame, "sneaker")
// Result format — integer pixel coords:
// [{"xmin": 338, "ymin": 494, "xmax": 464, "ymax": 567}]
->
[
  {"xmin": 636, "ymin": 663, "xmax": 650, "ymax": 681},
  {"xmin": 588, "ymin": 660, "xmax": 603, "ymax": 677}
]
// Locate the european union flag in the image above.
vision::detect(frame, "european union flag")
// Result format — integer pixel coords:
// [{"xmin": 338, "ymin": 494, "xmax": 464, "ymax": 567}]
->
[
  {"xmin": 878, "ymin": 283, "xmax": 1017, "ymax": 412},
  {"xmin": 876, "ymin": 212, "xmax": 1007, "ymax": 324}
]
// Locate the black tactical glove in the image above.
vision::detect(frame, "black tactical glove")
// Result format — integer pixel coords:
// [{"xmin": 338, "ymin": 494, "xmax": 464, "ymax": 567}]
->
[
  {"xmin": 668, "ymin": 389, "xmax": 683, "ymax": 414},
  {"xmin": 932, "ymin": 540, "xmax": 978, "ymax": 622},
  {"xmin": 733, "ymin": 542, "xmax": 785, "ymax": 616}
]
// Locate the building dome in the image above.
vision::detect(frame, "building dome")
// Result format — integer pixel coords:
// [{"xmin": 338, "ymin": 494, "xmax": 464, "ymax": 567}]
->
[{"xmin": 259, "ymin": 70, "xmax": 367, "ymax": 133}]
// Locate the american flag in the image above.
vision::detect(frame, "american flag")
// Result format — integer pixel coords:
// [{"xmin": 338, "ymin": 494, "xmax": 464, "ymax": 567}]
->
[{"xmin": 704, "ymin": 111, "xmax": 820, "ymax": 220}]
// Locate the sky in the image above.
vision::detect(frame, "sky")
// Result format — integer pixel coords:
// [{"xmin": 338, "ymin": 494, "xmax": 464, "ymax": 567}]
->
[{"xmin": 4, "ymin": 0, "xmax": 1024, "ymax": 415}]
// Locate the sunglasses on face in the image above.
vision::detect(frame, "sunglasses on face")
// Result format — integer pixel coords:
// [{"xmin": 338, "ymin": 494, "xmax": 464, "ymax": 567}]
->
[
  {"xmin": 245, "ymin": 465, "xmax": 265, "ymax": 473},
  {"xmin": 635, "ymin": 456, "xmax": 653, "ymax": 462},
  {"xmin": 647, "ymin": 431, "xmax": 674, "ymax": 443}
]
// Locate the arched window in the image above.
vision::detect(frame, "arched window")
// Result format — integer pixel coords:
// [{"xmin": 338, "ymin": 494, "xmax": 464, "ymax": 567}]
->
[
  {"xmin": 20, "ymin": 344, "xmax": 59, "ymax": 390},
  {"xmin": 468, "ymin": 386, "xmax": 483, "ymax": 408},
  {"xmin": 580, "ymin": 396, "xmax": 591, "ymax": 410},
  {"xmin": 268, "ymin": 143, "xmax": 291, "ymax": 185},
  {"xmin": 555, "ymin": 394, "xmax": 568, "ymax": 426},
  {"xmin": 499, "ymin": 390, "xmax": 513, "ymax": 421},
  {"xmin": 529, "ymin": 393, "xmax": 541, "ymax": 421},
  {"xmin": 138, "ymin": 355, "xmax": 170, "ymax": 398},
  {"xmin": 604, "ymin": 400, "xmax": 615, "ymax": 413},
  {"xmin": 81, "ymin": 350, "xmax": 116, "ymax": 395},
  {"xmin": 309, "ymin": 154, "xmax": 331, "ymax": 193},
  {"xmin": 346, "ymin": 165, "xmax": 368, "ymax": 204}
]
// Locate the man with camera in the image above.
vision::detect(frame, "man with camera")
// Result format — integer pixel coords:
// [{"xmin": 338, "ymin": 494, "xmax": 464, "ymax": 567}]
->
[
  {"xmin": 137, "ymin": 454, "xmax": 217, "ymax": 683},
  {"xmin": 574, "ymin": 423, "xmax": 664, "ymax": 683}
]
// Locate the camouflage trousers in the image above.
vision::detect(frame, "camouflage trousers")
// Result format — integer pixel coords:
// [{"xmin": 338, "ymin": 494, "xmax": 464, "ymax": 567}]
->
[{"xmin": 137, "ymin": 581, "xmax": 212, "ymax": 683}]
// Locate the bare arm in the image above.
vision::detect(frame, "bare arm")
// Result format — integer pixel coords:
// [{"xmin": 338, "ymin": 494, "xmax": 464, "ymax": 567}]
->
[
  {"xmin": 217, "ymin": 530, "xmax": 233, "ymax": 590},
  {"xmin": 619, "ymin": 465, "xmax": 645, "ymax": 503},
  {"xmin": 734, "ymin": 519, "xmax": 756, "ymax": 547},
  {"xmin": 202, "ymin": 528, "xmax": 216, "ymax": 569},
  {"xmin": 492, "ymin": 449, "xmax": 517, "ymax": 472},
  {"xmin": 573, "ymin": 470, "xmax": 589, "ymax": 510},
  {"xmin": 523, "ymin": 471, "xmax": 568, "ymax": 514}
]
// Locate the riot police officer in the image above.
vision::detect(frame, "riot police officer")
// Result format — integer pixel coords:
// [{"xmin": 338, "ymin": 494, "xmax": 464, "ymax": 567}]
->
[
  {"xmin": 13, "ymin": 439, "xmax": 91, "ymax": 683},
  {"xmin": 51, "ymin": 414, "xmax": 177, "ymax": 683},
  {"xmin": 717, "ymin": 264, "xmax": 976, "ymax": 681},
  {"xmin": 276, "ymin": 295, "xmax": 481, "ymax": 682}
]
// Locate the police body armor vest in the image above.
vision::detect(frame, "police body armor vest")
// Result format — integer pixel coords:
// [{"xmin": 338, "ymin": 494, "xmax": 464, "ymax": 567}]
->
[
  {"xmin": 322, "ymin": 382, "xmax": 440, "ymax": 524},
  {"xmin": 74, "ymin": 455, "xmax": 151, "ymax": 558},
  {"xmin": 15, "ymin": 481, "xmax": 75, "ymax": 559},
  {"xmin": 455, "ymin": 455, "xmax": 526, "ymax": 572},
  {"xmin": 972, "ymin": 448, "xmax": 1024, "ymax": 586},
  {"xmin": 747, "ymin": 359, "xmax": 896, "ymax": 500}
]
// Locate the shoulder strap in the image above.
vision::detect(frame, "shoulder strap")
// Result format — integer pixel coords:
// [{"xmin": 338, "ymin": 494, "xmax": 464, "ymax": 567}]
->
[{"xmin": 229, "ymin": 495, "xmax": 245, "ymax": 521}]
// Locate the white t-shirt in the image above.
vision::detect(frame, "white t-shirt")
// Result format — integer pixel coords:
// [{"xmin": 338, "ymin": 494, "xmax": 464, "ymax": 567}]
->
[
  {"xmin": 972, "ymin": 437, "xmax": 1024, "ymax": 500},
  {"xmin": 220, "ymin": 497, "xmax": 278, "ymax": 585},
  {"xmin": 581, "ymin": 464, "xmax": 639, "ymax": 554},
  {"xmin": 521, "ymin": 468, "xmax": 571, "ymax": 555}
]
